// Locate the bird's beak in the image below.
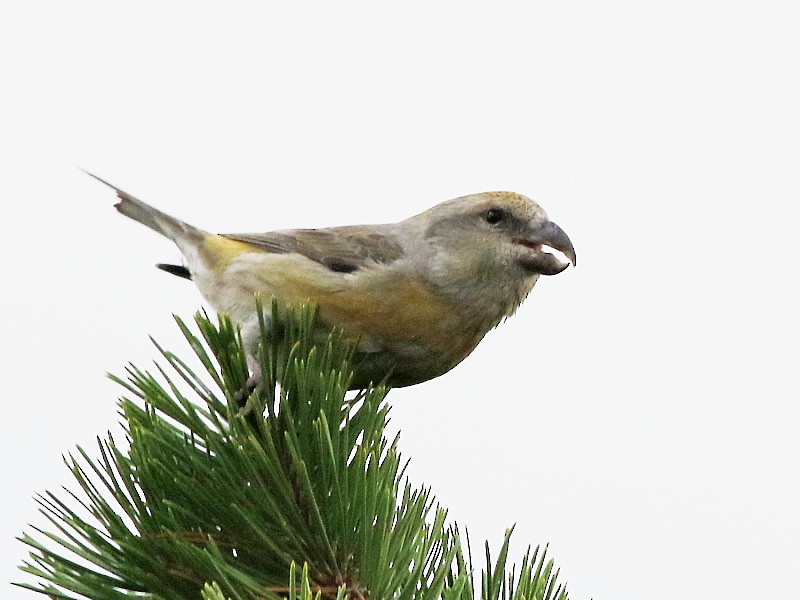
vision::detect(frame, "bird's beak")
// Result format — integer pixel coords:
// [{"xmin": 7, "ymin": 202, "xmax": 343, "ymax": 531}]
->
[{"xmin": 514, "ymin": 220, "xmax": 577, "ymax": 275}]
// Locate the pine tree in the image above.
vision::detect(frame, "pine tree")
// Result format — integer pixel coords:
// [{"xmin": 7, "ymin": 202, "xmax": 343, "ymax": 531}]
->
[{"xmin": 17, "ymin": 302, "xmax": 569, "ymax": 600}]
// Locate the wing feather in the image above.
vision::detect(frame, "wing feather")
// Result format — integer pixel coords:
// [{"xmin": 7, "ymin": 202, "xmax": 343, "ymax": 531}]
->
[{"xmin": 223, "ymin": 226, "xmax": 404, "ymax": 273}]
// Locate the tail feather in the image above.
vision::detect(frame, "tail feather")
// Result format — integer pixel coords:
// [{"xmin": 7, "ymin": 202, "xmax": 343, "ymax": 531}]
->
[
  {"xmin": 84, "ymin": 170, "xmax": 205, "ymax": 247},
  {"xmin": 157, "ymin": 263, "xmax": 193, "ymax": 279}
]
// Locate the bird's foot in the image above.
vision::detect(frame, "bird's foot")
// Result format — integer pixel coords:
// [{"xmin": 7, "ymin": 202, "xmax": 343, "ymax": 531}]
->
[{"xmin": 235, "ymin": 356, "xmax": 263, "ymax": 419}]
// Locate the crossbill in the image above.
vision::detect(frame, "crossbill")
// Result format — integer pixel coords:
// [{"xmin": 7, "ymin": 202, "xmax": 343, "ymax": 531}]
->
[{"xmin": 88, "ymin": 173, "xmax": 575, "ymax": 388}]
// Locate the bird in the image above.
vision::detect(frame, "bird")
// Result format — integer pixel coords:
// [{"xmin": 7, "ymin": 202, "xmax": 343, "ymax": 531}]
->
[{"xmin": 87, "ymin": 172, "xmax": 575, "ymax": 389}]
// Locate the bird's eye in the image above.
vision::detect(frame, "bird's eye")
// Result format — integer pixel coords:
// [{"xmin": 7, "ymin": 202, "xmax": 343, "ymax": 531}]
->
[{"xmin": 485, "ymin": 208, "xmax": 504, "ymax": 224}]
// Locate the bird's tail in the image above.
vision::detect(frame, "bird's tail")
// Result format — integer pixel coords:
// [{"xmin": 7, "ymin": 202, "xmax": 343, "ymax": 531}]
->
[{"xmin": 84, "ymin": 171, "xmax": 207, "ymax": 252}]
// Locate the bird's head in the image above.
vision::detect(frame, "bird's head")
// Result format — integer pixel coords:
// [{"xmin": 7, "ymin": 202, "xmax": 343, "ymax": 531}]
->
[
  {"xmin": 411, "ymin": 190, "xmax": 575, "ymax": 272},
  {"xmin": 401, "ymin": 191, "xmax": 576, "ymax": 317}
]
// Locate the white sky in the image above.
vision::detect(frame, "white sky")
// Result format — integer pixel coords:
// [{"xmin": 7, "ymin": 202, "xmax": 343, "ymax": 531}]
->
[{"xmin": 2, "ymin": 2, "xmax": 799, "ymax": 599}]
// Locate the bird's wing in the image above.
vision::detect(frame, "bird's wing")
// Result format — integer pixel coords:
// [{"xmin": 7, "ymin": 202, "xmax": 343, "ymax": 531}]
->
[{"xmin": 223, "ymin": 226, "xmax": 405, "ymax": 274}]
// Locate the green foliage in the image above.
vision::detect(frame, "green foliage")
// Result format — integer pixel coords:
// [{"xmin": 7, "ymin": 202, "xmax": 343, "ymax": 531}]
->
[{"xmin": 17, "ymin": 302, "xmax": 569, "ymax": 599}]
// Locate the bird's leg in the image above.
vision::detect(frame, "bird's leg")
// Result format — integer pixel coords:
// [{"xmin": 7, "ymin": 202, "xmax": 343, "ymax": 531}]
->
[
  {"xmin": 235, "ymin": 354, "xmax": 264, "ymax": 419},
  {"xmin": 245, "ymin": 353, "xmax": 262, "ymax": 392}
]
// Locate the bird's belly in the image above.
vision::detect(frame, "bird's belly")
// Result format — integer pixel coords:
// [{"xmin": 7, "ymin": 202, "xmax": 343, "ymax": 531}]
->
[
  {"xmin": 197, "ymin": 253, "xmax": 488, "ymax": 386},
  {"xmin": 316, "ymin": 274, "xmax": 487, "ymax": 386}
]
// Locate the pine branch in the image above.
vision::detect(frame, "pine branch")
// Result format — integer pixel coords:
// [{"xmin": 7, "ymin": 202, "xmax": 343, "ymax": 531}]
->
[{"xmin": 17, "ymin": 302, "xmax": 570, "ymax": 599}]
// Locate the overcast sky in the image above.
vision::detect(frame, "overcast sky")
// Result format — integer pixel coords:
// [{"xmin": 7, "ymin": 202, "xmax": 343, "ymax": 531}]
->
[{"xmin": 2, "ymin": 2, "xmax": 799, "ymax": 599}]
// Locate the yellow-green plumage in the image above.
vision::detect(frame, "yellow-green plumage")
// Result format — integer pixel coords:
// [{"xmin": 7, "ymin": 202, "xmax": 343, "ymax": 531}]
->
[{"xmin": 87, "ymin": 172, "xmax": 575, "ymax": 388}]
